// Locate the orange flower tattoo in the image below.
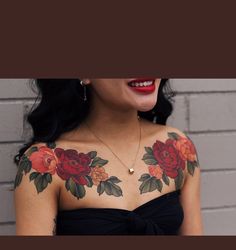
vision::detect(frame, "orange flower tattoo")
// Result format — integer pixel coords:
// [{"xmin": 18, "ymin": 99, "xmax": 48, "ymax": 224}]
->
[
  {"xmin": 29, "ymin": 146, "xmax": 58, "ymax": 175},
  {"xmin": 90, "ymin": 166, "xmax": 109, "ymax": 186}
]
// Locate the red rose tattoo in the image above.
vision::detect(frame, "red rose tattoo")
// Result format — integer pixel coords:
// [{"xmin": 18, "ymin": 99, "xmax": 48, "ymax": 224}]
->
[
  {"xmin": 55, "ymin": 148, "xmax": 92, "ymax": 185},
  {"xmin": 139, "ymin": 132, "xmax": 199, "ymax": 194},
  {"xmin": 153, "ymin": 139, "xmax": 185, "ymax": 178}
]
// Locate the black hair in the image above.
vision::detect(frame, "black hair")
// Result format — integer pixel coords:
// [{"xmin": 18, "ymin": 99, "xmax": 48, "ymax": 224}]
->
[{"xmin": 14, "ymin": 79, "xmax": 175, "ymax": 165}]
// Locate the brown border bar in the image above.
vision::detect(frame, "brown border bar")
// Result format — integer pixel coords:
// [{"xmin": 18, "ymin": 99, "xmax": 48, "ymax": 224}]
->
[
  {"xmin": 0, "ymin": 0, "xmax": 236, "ymax": 77},
  {"xmin": 0, "ymin": 236, "xmax": 236, "ymax": 250}
]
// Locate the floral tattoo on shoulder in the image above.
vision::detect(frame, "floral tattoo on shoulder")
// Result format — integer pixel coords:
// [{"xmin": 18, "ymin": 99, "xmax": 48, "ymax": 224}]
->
[
  {"xmin": 138, "ymin": 132, "xmax": 200, "ymax": 194},
  {"xmin": 14, "ymin": 142, "xmax": 123, "ymax": 199}
]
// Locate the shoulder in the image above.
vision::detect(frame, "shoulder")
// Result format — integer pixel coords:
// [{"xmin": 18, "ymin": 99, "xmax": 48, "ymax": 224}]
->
[
  {"xmin": 14, "ymin": 142, "xmax": 61, "ymax": 235},
  {"xmin": 14, "ymin": 142, "xmax": 61, "ymax": 195},
  {"xmin": 151, "ymin": 124, "xmax": 201, "ymax": 186},
  {"xmin": 154, "ymin": 123, "xmax": 189, "ymax": 139},
  {"xmin": 163, "ymin": 124, "xmax": 200, "ymax": 165}
]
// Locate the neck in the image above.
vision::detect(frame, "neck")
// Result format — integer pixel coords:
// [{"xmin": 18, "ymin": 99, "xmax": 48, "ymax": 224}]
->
[
  {"xmin": 80, "ymin": 97, "xmax": 141, "ymax": 145},
  {"xmin": 84, "ymin": 110, "xmax": 141, "ymax": 141}
]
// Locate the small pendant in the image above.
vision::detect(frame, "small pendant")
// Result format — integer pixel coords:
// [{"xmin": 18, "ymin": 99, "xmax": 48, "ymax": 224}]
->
[{"xmin": 129, "ymin": 168, "xmax": 134, "ymax": 174}]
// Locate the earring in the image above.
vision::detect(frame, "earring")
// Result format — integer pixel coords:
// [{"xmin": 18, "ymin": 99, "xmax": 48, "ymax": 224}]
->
[
  {"xmin": 151, "ymin": 110, "xmax": 157, "ymax": 123},
  {"xmin": 80, "ymin": 80, "xmax": 87, "ymax": 101}
]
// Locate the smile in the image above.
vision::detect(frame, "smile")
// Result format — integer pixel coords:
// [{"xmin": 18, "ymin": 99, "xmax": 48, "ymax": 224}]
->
[{"xmin": 127, "ymin": 78, "xmax": 156, "ymax": 94}]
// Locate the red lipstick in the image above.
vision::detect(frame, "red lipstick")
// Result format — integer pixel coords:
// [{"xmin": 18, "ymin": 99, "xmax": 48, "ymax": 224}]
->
[{"xmin": 127, "ymin": 78, "xmax": 156, "ymax": 94}]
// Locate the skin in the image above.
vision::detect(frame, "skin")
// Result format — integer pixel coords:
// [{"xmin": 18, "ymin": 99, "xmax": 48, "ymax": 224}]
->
[{"xmin": 14, "ymin": 78, "xmax": 203, "ymax": 235}]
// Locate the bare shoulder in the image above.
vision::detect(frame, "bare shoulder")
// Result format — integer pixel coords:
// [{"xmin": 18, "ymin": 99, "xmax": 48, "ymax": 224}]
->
[
  {"xmin": 146, "ymin": 122, "xmax": 201, "ymax": 188},
  {"xmin": 14, "ymin": 142, "xmax": 61, "ymax": 235},
  {"xmin": 14, "ymin": 142, "xmax": 61, "ymax": 196}
]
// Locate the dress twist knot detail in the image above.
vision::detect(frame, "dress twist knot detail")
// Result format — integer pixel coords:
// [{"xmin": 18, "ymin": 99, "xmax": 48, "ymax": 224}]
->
[{"xmin": 125, "ymin": 211, "xmax": 164, "ymax": 235}]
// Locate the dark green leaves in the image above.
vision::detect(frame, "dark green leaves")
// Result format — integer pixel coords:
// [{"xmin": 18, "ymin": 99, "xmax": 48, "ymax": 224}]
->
[
  {"xmin": 138, "ymin": 173, "xmax": 151, "ymax": 182},
  {"xmin": 108, "ymin": 176, "xmax": 122, "ymax": 184},
  {"xmin": 90, "ymin": 157, "xmax": 109, "ymax": 167},
  {"xmin": 97, "ymin": 176, "xmax": 122, "ymax": 197},
  {"xmin": 18, "ymin": 155, "xmax": 32, "ymax": 174},
  {"xmin": 142, "ymin": 146, "xmax": 158, "ymax": 165},
  {"xmin": 30, "ymin": 172, "xmax": 53, "ymax": 194},
  {"xmin": 14, "ymin": 154, "xmax": 33, "ymax": 189},
  {"xmin": 87, "ymin": 151, "xmax": 97, "ymax": 159},
  {"xmin": 45, "ymin": 173, "xmax": 53, "ymax": 183},
  {"xmin": 167, "ymin": 132, "xmax": 180, "ymax": 140},
  {"xmin": 46, "ymin": 142, "xmax": 56, "ymax": 149},
  {"xmin": 162, "ymin": 172, "xmax": 170, "ymax": 186},
  {"xmin": 142, "ymin": 152, "xmax": 158, "ymax": 165},
  {"xmin": 26, "ymin": 146, "xmax": 38, "ymax": 156},
  {"xmin": 155, "ymin": 179, "xmax": 163, "ymax": 192},
  {"xmin": 187, "ymin": 160, "xmax": 199, "ymax": 176},
  {"xmin": 174, "ymin": 168, "xmax": 184, "ymax": 190},
  {"xmin": 144, "ymin": 147, "xmax": 153, "ymax": 154},
  {"xmin": 84, "ymin": 175, "xmax": 93, "ymax": 187},
  {"xmin": 97, "ymin": 181, "xmax": 105, "ymax": 195},
  {"xmin": 29, "ymin": 172, "xmax": 40, "ymax": 181},
  {"xmin": 138, "ymin": 174, "xmax": 163, "ymax": 194},
  {"xmin": 14, "ymin": 171, "xmax": 23, "ymax": 189},
  {"xmin": 65, "ymin": 178, "xmax": 86, "ymax": 199}
]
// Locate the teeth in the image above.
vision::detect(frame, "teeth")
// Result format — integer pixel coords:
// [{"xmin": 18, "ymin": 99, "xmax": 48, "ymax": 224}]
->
[{"xmin": 129, "ymin": 81, "xmax": 153, "ymax": 87}]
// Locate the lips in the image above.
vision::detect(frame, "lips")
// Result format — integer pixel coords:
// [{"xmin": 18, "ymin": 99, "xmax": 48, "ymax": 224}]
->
[{"xmin": 127, "ymin": 78, "xmax": 156, "ymax": 94}]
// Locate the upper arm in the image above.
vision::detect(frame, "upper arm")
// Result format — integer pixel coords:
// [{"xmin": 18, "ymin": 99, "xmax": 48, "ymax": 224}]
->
[
  {"xmin": 167, "ymin": 127, "xmax": 203, "ymax": 235},
  {"xmin": 14, "ymin": 143, "xmax": 60, "ymax": 235}
]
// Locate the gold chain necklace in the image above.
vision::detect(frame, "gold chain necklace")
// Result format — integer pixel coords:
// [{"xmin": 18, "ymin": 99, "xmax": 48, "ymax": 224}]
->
[{"xmin": 84, "ymin": 116, "xmax": 142, "ymax": 175}]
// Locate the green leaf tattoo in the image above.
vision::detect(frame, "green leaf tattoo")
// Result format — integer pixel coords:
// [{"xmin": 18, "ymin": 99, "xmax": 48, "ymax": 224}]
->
[
  {"xmin": 14, "ymin": 154, "xmax": 32, "ymax": 189},
  {"xmin": 33, "ymin": 173, "xmax": 52, "ymax": 194},
  {"xmin": 65, "ymin": 178, "xmax": 86, "ymax": 199},
  {"xmin": 139, "ymin": 174, "xmax": 163, "ymax": 194},
  {"xmin": 97, "ymin": 176, "xmax": 123, "ymax": 197},
  {"xmin": 90, "ymin": 157, "xmax": 109, "ymax": 167},
  {"xmin": 174, "ymin": 169, "xmax": 184, "ymax": 190}
]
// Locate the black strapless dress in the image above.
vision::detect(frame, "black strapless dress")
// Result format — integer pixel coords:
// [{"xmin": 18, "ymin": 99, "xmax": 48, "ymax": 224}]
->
[{"xmin": 56, "ymin": 189, "xmax": 184, "ymax": 235}]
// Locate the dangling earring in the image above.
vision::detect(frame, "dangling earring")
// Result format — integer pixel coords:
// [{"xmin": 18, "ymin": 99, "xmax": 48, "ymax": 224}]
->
[
  {"xmin": 153, "ymin": 116, "xmax": 157, "ymax": 124},
  {"xmin": 152, "ymin": 110, "xmax": 157, "ymax": 123},
  {"xmin": 80, "ymin": 80, "xmax": 87, "ymax": 101}
]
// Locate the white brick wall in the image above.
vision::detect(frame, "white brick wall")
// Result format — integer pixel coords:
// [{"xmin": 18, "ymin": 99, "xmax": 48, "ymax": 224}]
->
[
  {"xmin": 168, "ymin": 79, "xmax": 236, "ymax": 235},
  {"xmin": 0, "ymin": 79, "xmax": 235, "ymax": 235}
]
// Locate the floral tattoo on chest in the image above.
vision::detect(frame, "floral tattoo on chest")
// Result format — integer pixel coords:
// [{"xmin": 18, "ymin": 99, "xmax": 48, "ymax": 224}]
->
[{"xmin": 14, "ymin": 132, "xmax": 199, "ymax": 199}]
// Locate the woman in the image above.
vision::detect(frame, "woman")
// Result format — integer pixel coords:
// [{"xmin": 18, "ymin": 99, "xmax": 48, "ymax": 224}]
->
[{"xmin": 13, "ymin": 78, "xmax": 203, "ymax": 235}]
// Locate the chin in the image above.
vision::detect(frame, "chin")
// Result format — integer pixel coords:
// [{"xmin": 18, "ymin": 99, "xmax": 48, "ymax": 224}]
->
[
  {"xmin": 136, "ymin": 99, "xmax": 157, "ymax": 111},
  {"xmin": 135, "ymin": 102, "xmax": 157, "ymax": 112}
]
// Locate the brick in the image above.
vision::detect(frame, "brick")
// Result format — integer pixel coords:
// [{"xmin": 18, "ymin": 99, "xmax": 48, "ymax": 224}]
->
[
  {"xmin": 170, "ymin": 79, "xmax": 236, "ymax": 92},
  {"xmin": 201, "ymin": 171, "xmax": 236, "ymax": 208},
  {"xmin": 0, "ymin": 184, "xmax": 15, "ymax": 223},
  {"xmin": 0, "ymin": 102, "xmax": 24, "ymax": 141},
  {"xmin": 0, "ymin": 143, "xmax": 21, "ymax": 182},
  {"xmin": 189, "ymin": 93, "xmax": 236, "ymax": 131},
  {"xmin": 0, "ymin": 224, "xmax": 15, "ymax": 235},
  {"xmin": 0, "ymin": 79, "xmax": 36, "ymax": 98},
  {"xmin": 189, "ymin": 133, "xmax": 236, "ymax": 170},
  {"xmin": 167, "ymin": 95, "xmax": 188, "ymax": 131},
  {"xmin": 202, "ymin": 208, "xmax": 236, "ymax": 235}
]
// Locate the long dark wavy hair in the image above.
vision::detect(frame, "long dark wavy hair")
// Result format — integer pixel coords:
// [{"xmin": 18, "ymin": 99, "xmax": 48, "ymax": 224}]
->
[{"xmin": 14, "ymin": 79, "xmax": 175, "ymax": 166}]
